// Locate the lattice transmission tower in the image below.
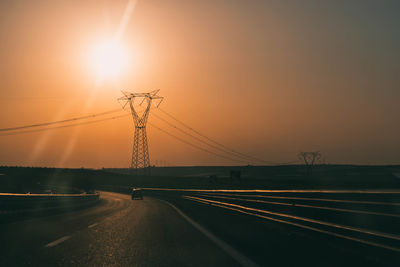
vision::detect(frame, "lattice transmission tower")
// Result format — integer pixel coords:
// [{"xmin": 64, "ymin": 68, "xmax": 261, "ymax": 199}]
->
[{"xmin": 119, "ymin": 90, "xmax": 163, "ymax": 171}]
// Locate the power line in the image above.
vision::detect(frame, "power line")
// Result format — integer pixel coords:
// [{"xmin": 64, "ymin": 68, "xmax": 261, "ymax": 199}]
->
[
  {"xmin": 0, "ymin": 102, "xmax": 299, "ymax": 165},
  {"xmin": 151, "ymin": 111, "xmax": 259, "ymax": 164},
  {"xmin": 148, "ymin": 122, "xmax": 249, "ymax": 164},
  {"xmin": 0, "ymin": 109, "xmax": 123, "ymax": 132},
  {"xmin": 156, "ymin": 107, "xmax": 272, "ymax": 163},
  {"xmin": 156, "ymin": 107, "xmax": 295, "ymax": 165},
  {"xmin": 0, "ymin": 114, "xmax": 129, "ymax": 136}
]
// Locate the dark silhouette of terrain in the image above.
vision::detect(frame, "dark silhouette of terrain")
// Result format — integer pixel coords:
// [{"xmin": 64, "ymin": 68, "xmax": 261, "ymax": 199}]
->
[{"xmin": 1, "ymin": 165, "xmax": 400, "ymax": 193}]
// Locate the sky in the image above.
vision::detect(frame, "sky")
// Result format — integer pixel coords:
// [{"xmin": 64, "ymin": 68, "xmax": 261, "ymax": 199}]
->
[{"xmin": 0, "ymin": 0, "xmax": 399, "ymax": 168}]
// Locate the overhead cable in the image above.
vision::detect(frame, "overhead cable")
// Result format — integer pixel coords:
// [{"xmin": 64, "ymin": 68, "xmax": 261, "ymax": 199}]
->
[
  {"xmin": 148, "ymin": 121, "xmax": 249, "ymax": 164},
  {"xmin": 156, "ymin": 107, "xmax": 295, "ymax": 165},
  {"xmin": 0, "ymin": 114, "xmax": 129, "ymax": 136},
  {"xmin": 0, "ymin": 109, "xmax": 123, "ymax": 132},
  {"xmin": 151, "ymin": 111, "xmax": 260, "ymax": 164}
]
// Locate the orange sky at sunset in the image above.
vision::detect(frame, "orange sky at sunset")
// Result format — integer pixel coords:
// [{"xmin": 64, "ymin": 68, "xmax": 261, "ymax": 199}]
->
[{"xmin": 0, "ymin": 0, "xmax": 399, "ymax": 168}]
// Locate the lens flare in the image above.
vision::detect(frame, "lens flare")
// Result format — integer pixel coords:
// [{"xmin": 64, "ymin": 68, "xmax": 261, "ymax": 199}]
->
[{"xmin": 89, "ymin": 39, "xmax": 129, "ymax": 83}]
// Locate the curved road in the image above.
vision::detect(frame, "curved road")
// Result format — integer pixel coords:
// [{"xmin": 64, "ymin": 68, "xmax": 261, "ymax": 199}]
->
[{"xmin": 0, "ymin": 191, "xmax": 239, "ymax": 267}]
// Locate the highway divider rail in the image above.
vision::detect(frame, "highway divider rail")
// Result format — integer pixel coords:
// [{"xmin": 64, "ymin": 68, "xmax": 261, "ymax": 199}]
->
[
  {"xmin": 142, "ymin": 188, "xmax": 400, "ymax": 253},
  {"xmin": 0, "ymin": 192, "xmax": 100, "ymax": 218}
]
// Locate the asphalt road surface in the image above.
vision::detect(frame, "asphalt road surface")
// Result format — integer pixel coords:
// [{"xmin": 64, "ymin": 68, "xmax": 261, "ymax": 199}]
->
[
  {"xmin": 2, "ymin": 190, "xmax": 400, "ymax": 266},
  {"xmin": 0, "ymin": 191, "xmax": 239, "ymax": 267}
]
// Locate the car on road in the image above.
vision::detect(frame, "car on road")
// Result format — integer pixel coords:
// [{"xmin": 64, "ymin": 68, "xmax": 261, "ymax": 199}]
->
[{"xmin": 131, "ymin": 188, "xmax": 143, "ymax": 200}]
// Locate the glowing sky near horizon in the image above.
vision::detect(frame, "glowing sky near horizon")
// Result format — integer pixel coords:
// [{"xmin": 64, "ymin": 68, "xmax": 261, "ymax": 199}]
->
[{"xmin": 0, "ymin": 0, "xmax": 399, "ymax": 168}]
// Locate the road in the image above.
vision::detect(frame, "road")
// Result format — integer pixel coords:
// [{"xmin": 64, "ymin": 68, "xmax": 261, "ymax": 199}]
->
[
  {"xmin": 2, "ymin": 190, "xmax": 400, "ymax": 266},
  {"xmin": 0, "ymin": 191, "xmax": 239, "ymax": 267}
]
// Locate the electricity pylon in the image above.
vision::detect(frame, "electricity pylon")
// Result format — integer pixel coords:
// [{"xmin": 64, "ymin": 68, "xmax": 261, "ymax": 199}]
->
[
  {"xmin": 118, "ymin": 90, "xmax": 163, "ymax": 172},
  {"xmin": 298, "ymin": 151, "xmax": 322, "ymax": 176}
]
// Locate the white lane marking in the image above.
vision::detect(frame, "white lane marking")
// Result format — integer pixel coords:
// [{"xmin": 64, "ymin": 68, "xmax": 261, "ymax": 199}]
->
[
  {"xmin": 88, "ymin": 223, "xmax": 98, "ymax": 228},
  {"xmin": 161, "ymin": 200, "xmax": 259, "ymax": 267},
  {"xmin": 44, "ymin": 235, "xmax": 71, "ymax": 248}
]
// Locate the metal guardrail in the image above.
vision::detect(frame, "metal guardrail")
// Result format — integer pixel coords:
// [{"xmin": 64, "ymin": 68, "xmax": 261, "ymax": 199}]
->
[
  {"xmin": 0, "ymin": 192, "xmax": 100, "ymax": 216},
  {"xmin": 0, "ymin": 192, "xmax": 100, "ymax": 198}
]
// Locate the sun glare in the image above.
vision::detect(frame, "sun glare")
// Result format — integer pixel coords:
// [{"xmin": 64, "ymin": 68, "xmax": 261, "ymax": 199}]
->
[{"xmin": 89, "ymin": 39, "xmax": 129, "ymax": 82}]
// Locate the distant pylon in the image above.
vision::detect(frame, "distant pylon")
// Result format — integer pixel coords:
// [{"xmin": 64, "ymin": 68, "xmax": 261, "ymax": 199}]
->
[{"xmin": 118, "ymin": 90, "xmax": 163, "ymax": 171}]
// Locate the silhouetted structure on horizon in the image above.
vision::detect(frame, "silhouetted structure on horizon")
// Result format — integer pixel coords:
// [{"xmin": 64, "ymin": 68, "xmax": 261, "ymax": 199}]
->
[{"xmin": 118, "ymin": 90, "xmax": 163, "ymax": 174}]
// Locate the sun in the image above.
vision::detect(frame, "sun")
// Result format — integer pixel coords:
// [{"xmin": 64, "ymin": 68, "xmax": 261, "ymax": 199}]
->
[{"xmin": 89, "ymin": 39, "xmax": 129, "ymax": 82}]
